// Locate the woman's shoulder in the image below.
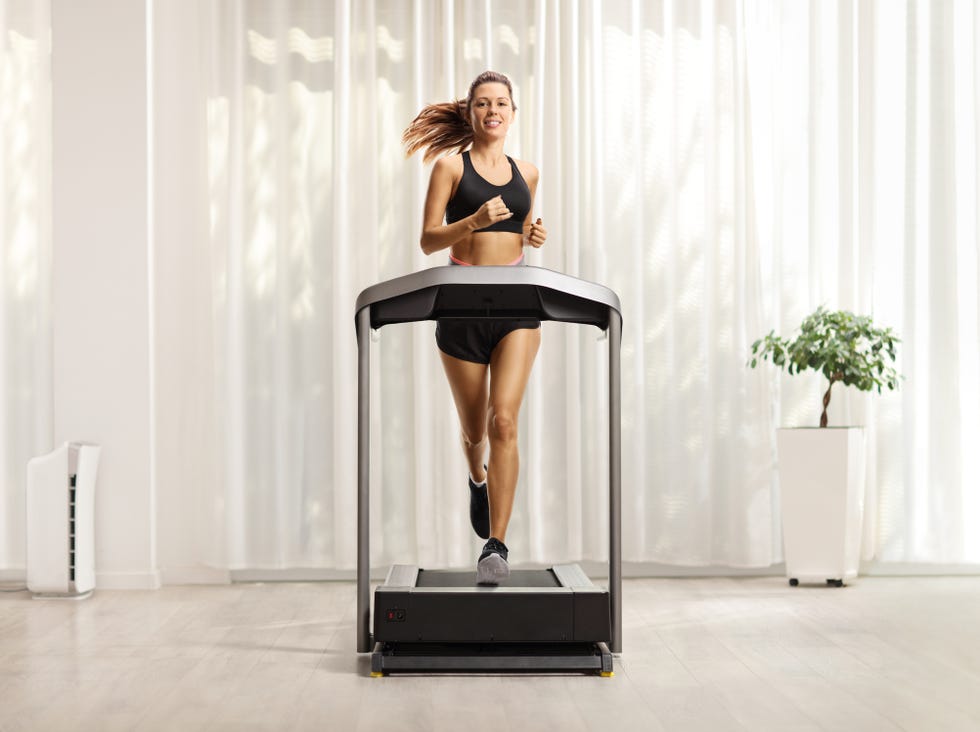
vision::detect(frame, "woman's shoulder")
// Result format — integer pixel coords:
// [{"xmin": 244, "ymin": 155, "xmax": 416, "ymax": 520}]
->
[
  {"xmin": 512, "ymin": 157, "xmax": 539, "ymax": 185},
  {"xmin": 432, "ymin": 152, "xmax": 465, "ymax": 176}
]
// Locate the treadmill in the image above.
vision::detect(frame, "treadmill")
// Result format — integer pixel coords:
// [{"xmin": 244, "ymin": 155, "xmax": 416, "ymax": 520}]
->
[{"xmin": 355, "ymin": 265, "xmax": 622, "ymax": 675}]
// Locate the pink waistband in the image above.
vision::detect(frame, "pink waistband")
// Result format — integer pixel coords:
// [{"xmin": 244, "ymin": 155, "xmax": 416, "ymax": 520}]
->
[{"xmin": 449, "ymin": 253, "xmax": 525, "ymax": 266}]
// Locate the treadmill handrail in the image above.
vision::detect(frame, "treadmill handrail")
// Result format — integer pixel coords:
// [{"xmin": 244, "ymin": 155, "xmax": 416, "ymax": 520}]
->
[{"xmin": 355, "ymin": 265, "xmax": 622, "ymax": 333}]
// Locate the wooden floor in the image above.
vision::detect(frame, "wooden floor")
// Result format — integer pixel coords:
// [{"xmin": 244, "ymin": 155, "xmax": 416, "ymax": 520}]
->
[{"xmin": 1, "ymin": 576, "xmax": 979, "ymax": 731}]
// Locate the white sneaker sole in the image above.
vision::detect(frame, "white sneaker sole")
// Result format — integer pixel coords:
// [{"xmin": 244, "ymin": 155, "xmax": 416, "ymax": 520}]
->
[{"xmin": 477, "ymin": 553, "xmax": 510, "ymax": 585}]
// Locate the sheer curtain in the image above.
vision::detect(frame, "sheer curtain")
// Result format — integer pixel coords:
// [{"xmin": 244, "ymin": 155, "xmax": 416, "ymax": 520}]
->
[
  {"xmin": 0, "ymin": 1, "xmax": 50, "ymax": 574},
  {"xmin": 153, "ymin": 0, "xmax": 980, "ymax": 576}
]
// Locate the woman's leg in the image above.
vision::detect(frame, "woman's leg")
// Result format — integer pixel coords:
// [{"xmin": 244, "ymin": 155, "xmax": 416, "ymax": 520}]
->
[
  {"xmin": 486, "ymin": 327, "xmax": 541, "ymax": 542},
  {"xmin": 438, "ymin": 351, "xmax": 490, "ymax": 482}
]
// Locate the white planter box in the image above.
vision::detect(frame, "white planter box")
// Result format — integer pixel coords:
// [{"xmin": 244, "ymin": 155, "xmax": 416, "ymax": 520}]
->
[{"xmin": 777, "ymin": 427, "xmax": 865, "ymax": 586}]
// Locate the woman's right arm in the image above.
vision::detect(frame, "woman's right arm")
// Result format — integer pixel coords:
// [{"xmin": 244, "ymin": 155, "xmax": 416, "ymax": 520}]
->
[{"xmin": 419, "ymin": 157, "xmax": 513, "ymax": 255}]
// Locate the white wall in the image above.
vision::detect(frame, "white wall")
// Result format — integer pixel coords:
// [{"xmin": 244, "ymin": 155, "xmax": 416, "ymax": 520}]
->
[{"xmin": 51, "ymin": 0, "xmax": 157, "ymax": 589}]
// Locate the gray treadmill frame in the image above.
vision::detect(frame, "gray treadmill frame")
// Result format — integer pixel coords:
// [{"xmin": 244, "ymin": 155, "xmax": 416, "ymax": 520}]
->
[{"xmin": 355, "ymin": 265, "xmax": 622, "ymax": 655}]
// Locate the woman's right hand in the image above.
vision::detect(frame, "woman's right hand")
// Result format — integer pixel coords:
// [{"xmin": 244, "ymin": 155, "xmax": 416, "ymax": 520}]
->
[{"xmin": 470, "ymin": 195, "xmax": 513, "ymax": 230}]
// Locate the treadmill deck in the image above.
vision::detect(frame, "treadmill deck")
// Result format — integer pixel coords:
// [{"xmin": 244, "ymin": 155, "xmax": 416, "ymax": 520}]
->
[
  {"xmin": 373, "ymin": 564, "xmax": 610, "ymax": 644},
  {"xmin": 371, "ymin": 563, "xmax": 613, "ymax": 675}
]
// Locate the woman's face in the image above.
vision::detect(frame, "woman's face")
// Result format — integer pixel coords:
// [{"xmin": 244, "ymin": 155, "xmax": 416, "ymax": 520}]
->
[{"xmin": 469, "ymin": 82, "xmax": 514, "ymax": 140}]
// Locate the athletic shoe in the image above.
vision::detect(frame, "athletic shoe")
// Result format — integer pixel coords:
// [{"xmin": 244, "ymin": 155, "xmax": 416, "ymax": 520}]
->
[
  {"xmin": 469, "ymin": 470, "xmax": 490, "ymax": 540},
  {"xmin": 477, "ymin": 537, "xmax": 510, "ymax": 585}
]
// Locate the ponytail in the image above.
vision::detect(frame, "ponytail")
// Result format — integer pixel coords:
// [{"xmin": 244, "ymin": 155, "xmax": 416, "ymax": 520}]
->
[{"xmin": 402, "ymin": 99, "xmax": 473, "ymax": 163}]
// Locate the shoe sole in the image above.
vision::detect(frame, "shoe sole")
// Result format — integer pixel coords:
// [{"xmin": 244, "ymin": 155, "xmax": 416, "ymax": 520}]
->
[{"xmin": 477, "ymin": 554, "xmax": 510, "ymax": 585}]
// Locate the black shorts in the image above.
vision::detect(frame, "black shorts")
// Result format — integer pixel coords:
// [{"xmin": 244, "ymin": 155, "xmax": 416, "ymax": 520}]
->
[{"xmin": 435, "ymin": 318, "xmax": 541, "ymax": 364}]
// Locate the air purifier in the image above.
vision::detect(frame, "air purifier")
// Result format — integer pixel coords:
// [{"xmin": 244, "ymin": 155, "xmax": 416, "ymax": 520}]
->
[{"xmin": 26, "ymin": 442, "xmax": 101, "ymax": 599}]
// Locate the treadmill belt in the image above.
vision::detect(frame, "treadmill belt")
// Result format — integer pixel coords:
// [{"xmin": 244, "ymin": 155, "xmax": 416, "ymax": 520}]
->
[{"xmin": 415, "ymin": 568, "xmax": 561, "ymax": 588}]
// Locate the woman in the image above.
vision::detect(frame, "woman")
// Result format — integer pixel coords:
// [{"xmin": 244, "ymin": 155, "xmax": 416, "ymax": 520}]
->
[{"xmin": 403, "ymin": 71, "xmax": 547, "ymax": 584}]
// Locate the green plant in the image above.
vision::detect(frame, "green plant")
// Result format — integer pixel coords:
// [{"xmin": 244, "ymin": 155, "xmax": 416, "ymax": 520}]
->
[{"xmin": 748, "ymin": 307, "xmax": 901, "ymax": 427}]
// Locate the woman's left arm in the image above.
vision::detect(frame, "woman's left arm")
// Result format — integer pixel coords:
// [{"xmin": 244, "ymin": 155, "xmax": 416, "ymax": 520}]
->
[{"xmin": 519, "ymin": 162, "xmax": 547, "ymax": 249}]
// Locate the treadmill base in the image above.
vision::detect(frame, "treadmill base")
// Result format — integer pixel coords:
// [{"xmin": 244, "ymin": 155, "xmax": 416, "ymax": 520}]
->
[{"xmin": 371, "ymin": 641, "xmax": 614, "ymax": 676}]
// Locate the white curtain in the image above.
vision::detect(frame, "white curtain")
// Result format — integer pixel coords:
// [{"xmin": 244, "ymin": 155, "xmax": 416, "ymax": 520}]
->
[
  {"xmin": 0, "ymin": 1, "xmax": 50, "ymax": 573},
  {"xmin": 152, "ymin": 0, "xmax": 980, "ymax": 575}
]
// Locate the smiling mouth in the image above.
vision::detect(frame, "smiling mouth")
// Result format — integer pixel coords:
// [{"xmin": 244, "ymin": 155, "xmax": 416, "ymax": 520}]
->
[{"xmin": 485, "ymin": 120, "xmax": 501, "ymax": 128}]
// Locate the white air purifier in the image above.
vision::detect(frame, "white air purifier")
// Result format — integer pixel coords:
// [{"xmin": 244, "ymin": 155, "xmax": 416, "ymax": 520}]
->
[{"xmin": 26, "ymin": 442, "xmax": 101, "ymax": 599}]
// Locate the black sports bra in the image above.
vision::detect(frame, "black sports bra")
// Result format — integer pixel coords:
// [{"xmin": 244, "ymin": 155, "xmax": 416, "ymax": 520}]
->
[{"xmin": 445, "ymin": 151, "xmax": 531, "ymax": 235}]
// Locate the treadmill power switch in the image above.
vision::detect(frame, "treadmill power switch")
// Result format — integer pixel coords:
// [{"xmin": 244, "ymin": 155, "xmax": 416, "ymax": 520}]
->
[{"xmin": 385, "ymin": 609, "xmax": 406, "ymax": 622}]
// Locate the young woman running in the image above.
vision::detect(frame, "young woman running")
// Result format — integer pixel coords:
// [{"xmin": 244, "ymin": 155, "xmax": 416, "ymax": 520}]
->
[{"xmin": 403, "ymin": 70, "xmax": 547, "ymax": 584}]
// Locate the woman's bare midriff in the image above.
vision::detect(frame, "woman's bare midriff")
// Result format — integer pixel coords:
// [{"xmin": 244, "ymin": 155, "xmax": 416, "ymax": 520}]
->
[{"xmin": 449, "ymin": 231, "xmax": 524, "ymax": 265}]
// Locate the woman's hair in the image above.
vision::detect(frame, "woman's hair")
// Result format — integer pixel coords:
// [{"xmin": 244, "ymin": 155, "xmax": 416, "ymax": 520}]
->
[{"xmin": 403, "ymin": 71, "xmax": 516, "ymax": 163}]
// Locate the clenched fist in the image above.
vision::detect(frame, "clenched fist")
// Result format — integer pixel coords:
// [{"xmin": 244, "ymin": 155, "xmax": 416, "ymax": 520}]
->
[
  {"xmin": 470, "ymin": 195, "xmax": 512, "ymax": 230},
  {"xmin": 526, "ymin": 217, "xmax": 547, "ymax": 248}
]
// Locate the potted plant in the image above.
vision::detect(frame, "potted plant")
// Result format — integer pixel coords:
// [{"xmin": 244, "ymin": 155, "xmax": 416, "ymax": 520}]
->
[{"xmin": 749, "ymin": 307, "xmax": 900, "ymax": 586}]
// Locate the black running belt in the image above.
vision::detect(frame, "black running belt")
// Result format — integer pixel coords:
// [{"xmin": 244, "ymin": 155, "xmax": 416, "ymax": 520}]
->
[{"xmin": 415, "ymin": 569, "xmax": 561, "ymax": 588}]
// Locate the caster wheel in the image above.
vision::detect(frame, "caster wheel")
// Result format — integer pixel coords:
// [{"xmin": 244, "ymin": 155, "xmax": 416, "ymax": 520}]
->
[
  {"xmin": 789, "ymin": 578, "xmax": 799, "ymax": 587},
  {"xmin": 826, "ymin": 579, "xmax": 844, "ymax": 588}
]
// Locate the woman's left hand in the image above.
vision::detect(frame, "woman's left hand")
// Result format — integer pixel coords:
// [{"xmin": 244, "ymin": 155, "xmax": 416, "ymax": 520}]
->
[{"xmin": 527, "ymin": 218, "xmax": 547, "ymax": 248}]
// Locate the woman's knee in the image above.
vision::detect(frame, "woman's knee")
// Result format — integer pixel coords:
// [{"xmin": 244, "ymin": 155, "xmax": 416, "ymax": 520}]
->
[
  {"xmin": 460, "ymin": 427, "xmax": 487, "ymax": 449},
  {"xmin": 487, "ymin": 405, "xmax": 518, "ymax": 444}
]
